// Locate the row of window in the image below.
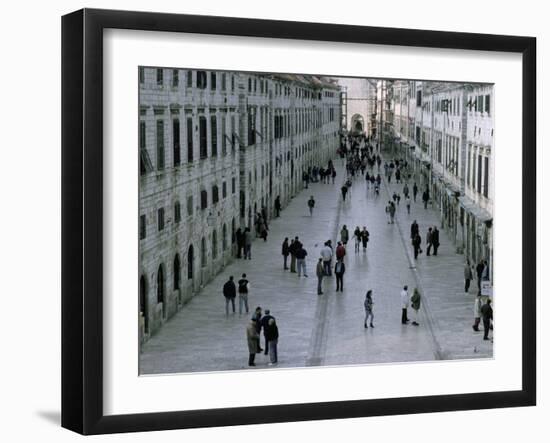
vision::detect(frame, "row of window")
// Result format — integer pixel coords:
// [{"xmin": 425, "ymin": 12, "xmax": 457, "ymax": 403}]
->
[
  {"xmin": 139, "ymin": 179, "xmax": 237, "ymax": 240},
  {"xmin": 140, "ymin": 68, "xmax": 339, "ymax": 100},
  {"xmin": 466, "ymin": 146, "xmax": 490, "ymax": 199},
  {"xmin": 140, "ymin": 114, "xmax": 237, "ymax": 174}
]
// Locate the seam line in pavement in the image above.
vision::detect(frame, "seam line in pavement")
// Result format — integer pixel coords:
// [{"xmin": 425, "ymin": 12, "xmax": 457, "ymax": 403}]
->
[
  {"xmin": 305, "ymin": 173, "xmax": 344, "ymax": 367},
  {"xmin": 380, "ymin": 165, "xmax": 446, "ymax": 361}
]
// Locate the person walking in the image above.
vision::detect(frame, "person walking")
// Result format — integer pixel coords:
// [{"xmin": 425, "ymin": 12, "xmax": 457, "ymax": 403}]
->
[
  {"xmin": 403, "ymin": 183, "xmax": 409, "ymax": 198},
  {"xmin": 385, "ymin": 201, "xmax": 393, "ymax": 224},
  {"xmin": 282, "ymin": 237, "xmax": 290, "ymax": 270},
  {"xmin": 360, "ymin": 226, "xmax": 370, "ymax": 251},
  {"xmin": 289, "ymin": 238, "xmax": 297, "ymax": 273},
  {"xmin": 432, "ymin": 227, "xmax": 440, "ymax": 256},
  {"xmin": 353, "ymin": 226, "xmax": 362, "ymax": 253},
  {"xmin": 316, "ymin": 258, "xmax": 324, "ymax": 295},
  {"xmin": 335, "ymin": 259, "xmax": 346, "ymax": 292},
  {"xmin": 389, "ymin": 202, "xmax": 396, "ymax": 224},
  {"xmin": 341, "ymin": 184, "xmax": 348, "ymax": 201},
  {"xmin": 476, "ymin": 260, "xmax": 485, "ymax": 290},
  {"xmin": 464, "ymin": 260, "xmax": 473, "ymax": 293},
  {"xmin": 481, "ymin": 298, "xmax": 493, "ymax": 341},
  {"xmin": 410, "ymin": 220, "xmax": 419, "ymax": 240},
  {"xmin": 472, "ymin": 292, "xmax": 483, "ymax": 331},
  {"xmin": 422, "ymin": 187, "xmax": 430, "ymax": 209},
  {"xmin": 307, "ymin": 196, "xmax": 315, "ymax": 216},
  {"xmin": 412, "ymin": 182, "xmax": 418, "ymax": 202},
  {"xmin": 244, "ymin": 227, "xmax": 252, "ymax": 259},
  {"xmin": 364, "ymin": 290, "xmax": 374, "ymax": 328},
  {"xmin": 412, "ymin": 232, "xmax": 422, "ymax": 259},
  {"xmin": 274, "ymin": 195, "xmax": 282, "ymax": 217},
  {"xmin": 405, "ymin": 195, "xmax": 411, "ymax": 214},
  {"xmin": 335, "ymin": 241, "xmax": 346, "ymax": 261},
  {"xmin": 260, "ymin": 309, "xmax": 275, "ymax": 355},
  {"xmin": 259, "ymin": 218, "xmax": 268, "ymax": 242},
  {"xmin": 238, "ymin": 273, "xmax": 250, "ymax": 315},
  {"xmin": 236, "ymin": 228, "xmax": 244, "ymax": 258},
  {"xmin": 340, "ymin": 225, "xmax": 350, "ymax": 246},
  {"xmin": 401, "ymin": 285, "xmax": 410, "ymax": 324},
  {"xmin": 320, "ymin": 242, "xmax": 333, "ymax": 276},
  {"xmin": 246, "ymin": 317, "xmax": 260, "ymax": 367},
  {"xmin": 295, "ymin": 244, "xmax": 308, "ymax": 277},
  {"xmin": 265, "ymin": 318, "xmax": 279, "ymax": 365},
  {"xmin": 223, "ymin": 276, "xmax": 237, "ymax": 316},
  {"xmin": 410, "ymin": 288, "xmax": 421, "ymax": 326},
  {"xmin": 426, "ymin": 227, "xmax": 433, "ymax": 256},
  {"xmin": 253, "ymin": 306, "xmax": 263, "ymax": 353}
]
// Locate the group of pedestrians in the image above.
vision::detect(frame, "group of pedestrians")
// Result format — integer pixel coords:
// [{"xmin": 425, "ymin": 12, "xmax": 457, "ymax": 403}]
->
[
  {"xmin": 223, "ymin": 274, "xmax": 252, "ymax": 316},
  {"xmin": 281, "ymin": 236, "xmax": 309, "ymax": 277},
  {"xmin": 246, "ymin": 306, "xmax": 279, "ymax": 366},
  {"xmin": 400, "ymin": 285, "xmax": 422, "ymax": 326},
  {"xmin": 410, "ymin": 220, "xmax": 440, "ymax": 260},
  {"xmin": 234, "ymin": 227, "xmax": 253, "ymax": 260}
]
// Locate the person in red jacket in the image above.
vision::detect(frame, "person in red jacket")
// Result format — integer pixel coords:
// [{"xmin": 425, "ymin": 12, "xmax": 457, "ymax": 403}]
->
[{"xmin": 336, "ymin": 241, "xmax": 346, "ymax": 261}]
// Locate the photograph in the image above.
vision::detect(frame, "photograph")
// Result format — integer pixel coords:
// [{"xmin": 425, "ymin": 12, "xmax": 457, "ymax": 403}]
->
[{"xmin": 137, "ymin": 68, "xmax": 495, "ymax": 375}]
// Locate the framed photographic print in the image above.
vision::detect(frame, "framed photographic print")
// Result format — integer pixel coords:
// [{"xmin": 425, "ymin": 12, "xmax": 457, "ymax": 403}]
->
[{"xmin": 62, "ymin": 8, "xmax": 536, "ymax": 435}]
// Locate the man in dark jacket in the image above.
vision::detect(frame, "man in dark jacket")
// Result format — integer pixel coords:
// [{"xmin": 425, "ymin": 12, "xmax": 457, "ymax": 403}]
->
[
  {"xmin": 274, "ymin": 196, "xmax": 281, "ymax": 217},
  {"xmin": 281, "ymin": 237, "xmax": 290, "ymax": 270},
  {"xmin": 223, "ymin": 276, "xmax": 237, "ymax": 316},
  {"xmin": 335, "ymin": 259, "xmax": 346, "ymax": 292},
  {"xmin": 412, "ymin": 232, "xmax": 422, "ymax": 259},
  {"xmin": 432, "ymin": 226, "xmax": 440, "ymax": 256},
  {"xmin": 260, "ymin": 309, "xmax": 275, "ymax": 355},
  {"xmin": 481, "ymin": 299, "xmax": 493, "ymax": 341},
  {"xmin": 476, "ymin": 260, "xmax": 485, "ymax": 290},
  {"xmin": 410, "ymin": 220, "xmax": 419, "ymax": 240}
]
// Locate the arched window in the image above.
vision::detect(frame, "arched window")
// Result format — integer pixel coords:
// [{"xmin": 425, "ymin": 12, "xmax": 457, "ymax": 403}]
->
[
  {"xmin": 140, "ymin": 275, "xmax": 148, "ymax": 332},
  {"xmin": 187, "ymin": 245, "xmax": 194, "ymax": 280},
  {"xmin": 173, "ymin": 254, "xmax": 180, "ymax": 290},
  {"xmin": 231, "ymin": 218, "xmax": 236, "ymax": 244},
  {"xmin": 157, "ymin": 264, "xmax": 165, "ymax": 304},
  {"xmin": 212, "ymin": 230, "xmax": 218, "ymax": 259},
  {"xmin": 222, "ymin": 224, "xmax": 227, "ymax": 251},
  {"xmin": 201, "ymin": 237, "xmax": 207, "ymax": 267}
]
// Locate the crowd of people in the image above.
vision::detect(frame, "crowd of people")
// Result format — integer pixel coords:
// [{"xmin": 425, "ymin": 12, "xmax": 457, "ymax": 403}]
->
[{"xmin": 220, "ymin": 133, "xmax": 492, "ymax": 368}]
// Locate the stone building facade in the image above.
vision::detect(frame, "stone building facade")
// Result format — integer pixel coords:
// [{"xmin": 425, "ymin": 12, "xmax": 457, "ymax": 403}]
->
[
  {"xmin": 138, "ymin": 67, "xmax": 340, "ymax": 343},
  {"xmin": 385, "ymin": 80, "xmax": 494, "ymax": 275}
]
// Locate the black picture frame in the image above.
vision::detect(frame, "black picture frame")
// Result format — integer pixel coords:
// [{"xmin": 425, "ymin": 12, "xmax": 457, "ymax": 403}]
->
[{"xmin": 62, "ymin": 8, "xmax": 536, "ymax": 435}]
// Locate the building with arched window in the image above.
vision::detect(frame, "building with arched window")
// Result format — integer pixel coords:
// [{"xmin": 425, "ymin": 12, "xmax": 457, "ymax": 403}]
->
[{"xmin": 139, "ymin": 68, "xmax": 341, "ymax": 342}]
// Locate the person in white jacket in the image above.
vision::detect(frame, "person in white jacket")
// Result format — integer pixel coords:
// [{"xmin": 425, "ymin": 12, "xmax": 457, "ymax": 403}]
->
[{"xmin": 401, "ymin": 285, "xmax": 410, "ymax": 324}]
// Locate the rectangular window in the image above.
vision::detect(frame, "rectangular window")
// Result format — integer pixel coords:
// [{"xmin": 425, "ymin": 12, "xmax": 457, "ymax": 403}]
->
[
  {"xmin": 485, "ymin": 94, "xmax": 490, "ymax": 116},
  {"xmin": 483, "ymin": 157, "xmax": 489, "ymax": 198},
  {"xmin": 221, "ymin": 117, "xmax": 227, "ymax": 156},
  {"xmin": 477, "ymin": 95, "xmax": 484, "ymax": 113},
  {"xmin": 139, "ymin": 215, "xmax": 146, "ymax": 240},
  {"xmin": 212, "ymin": 185, "xmax": 219, "ymax": 204},
  {"xmin": 467, "ymin": 146, "xmax": 471, "ymax": 187},
  {"xmin": 248, "ymin": 108, "xmax": 256, "ymax": 146},
  {"xmin": 139, "ymin": 67, "xmax": 144, "ymax": 84},
  {"xmin": 186, "ymin": 117, "xmax": 193, "ymax": 163},
  {"xmin": 173, "ymin": 119, "xmax": 180, "ymax": 166},
  {"xmin": 222, "ymin": 182, "xmax": 227, "ymax": 198},
  {"xmin": 221, "ymin": 73, "xmax": 226, "ymax": 91},
  {"xmin": 156, "ymin": 69, "xmax": 163, "ymax": 86},
  {"xmin": 211, "ymin": 115, "xmax": 218, "ymax": 157},
  {"xmin": 172, "ymin": 69, "xmax": 179, "ymax": 87},
  {"xmin": 157, "ymin": 208, "xmax": 165, "ymax": 231},
  {"xmin": 201, "ymin": 190, "xmax": 208, "ymax": 210},
  {"xmin": 186, "ymin": 70, "xmax": 193, "ymax": 87},
  {"xmin": 139, "ymin": 121, "xmax": 147, "ymax": 176},
  {"xmin": 156, "ymin": 120, "xmax": 164, "ymax": 170},
  {"xmin": 232, "ymin": 177, "xmax": 236, "ymax": 194},
  {"xmin": 175, "ymin": 202, "xmax": 181, "ymax": 223},
  {"xmin": 197, "ymin": 71, "xmax": 207, "ymax": 89},
  {"xmin": 210, "ymin": 72, "xmax": 216, "ymax": 90},
  {"xmin": 199, "ymin": 116, "xmax": 207, "ymax": 159},
  {"xmin": 187, "ymin": 196, "xmax": 193, "ymax": 216},
  {"xmin": 231, "ymin": 75, "xmax": 234, "ymax": 92},
  {"xmin": 231, "ymin": 115, "xmax": 236, "ymax": 152},
  {"xmin": 477, "ymin": 155, "xmax": 483, "ymax": 193},
  {"xmin": 416, "ymin": 90, "xmax": 422, "ymax": 105}
]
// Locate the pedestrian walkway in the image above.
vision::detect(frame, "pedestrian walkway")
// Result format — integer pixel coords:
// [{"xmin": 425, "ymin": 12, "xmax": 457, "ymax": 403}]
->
[{"xmin": 140, "ymin": 159, "xmax": 492, "ymax": 375}]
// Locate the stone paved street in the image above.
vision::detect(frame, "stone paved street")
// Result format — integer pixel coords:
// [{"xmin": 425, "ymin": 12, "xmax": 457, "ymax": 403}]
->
[{"xmin": 140, "ymin": 162, "xmax": 492, "ymax": 375}]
